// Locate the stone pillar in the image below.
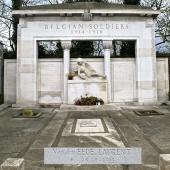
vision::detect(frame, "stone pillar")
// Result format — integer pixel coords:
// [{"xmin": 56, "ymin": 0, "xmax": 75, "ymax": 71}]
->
[
  {"xmin": 61, "ymin": 40, "xmax": 72, "ymax": 104},
  {"xmin": 136, "ymin": 19, "xmax": 157, "ymax": 104},
  {"xmin": 103, "ymin": 40, "xmax": 112, "ymax": 103},
  {"xmin": 159, "ymin": 154, "xmax": 170, "ymax": 170},
  {"xmin": 16, "ymin": 18, "xmax": 38, "ymax": 107},
  {"xmin": 1, "ymin": 158, "xmax": 24, "ymax": 170}
]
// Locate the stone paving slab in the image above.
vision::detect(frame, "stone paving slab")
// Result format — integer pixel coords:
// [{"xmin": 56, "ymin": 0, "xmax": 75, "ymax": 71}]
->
[
  {"xmin": 0, "ymin": 107, "xmax": 55, "ymax": 164},
  {"xmin": 24, "ymin": 111, "xmax": 69, "ymax": 170},
  {"xmin": 1, "ymin": 106, "xmax": 170, "ymax": 170},
  {"xmin": 23, "ymin": 110, "xmax": 125, "ymax": 170},
  {"xmin": 108, "ymin": 111, "xmax": 159, "ymax": 170},
  {"xmin": 121, "ymin": 106, "xmax": 170, "ymax": 154},
  {"xmin": 0, "ymin": 104, "xmax": 9, "ymax": 114},
  {"xmin": 51, "ymin": 111, "xmax": 125, "ymax": 170}
]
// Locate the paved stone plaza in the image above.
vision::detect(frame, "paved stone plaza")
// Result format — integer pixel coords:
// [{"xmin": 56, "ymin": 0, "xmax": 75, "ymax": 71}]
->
[{"xmin": 0, "ymin": 105, "xmax": 170, "ymax": 170}]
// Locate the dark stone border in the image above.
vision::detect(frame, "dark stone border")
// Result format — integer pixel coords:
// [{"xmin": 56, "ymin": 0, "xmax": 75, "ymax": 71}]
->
[
  {"xmin": 133, "ymin": 110, "xmax": 164, "ymax": 116},
  {"xmin": 13, "ymin": 112, "xmax": 42, "ymax": 118}
]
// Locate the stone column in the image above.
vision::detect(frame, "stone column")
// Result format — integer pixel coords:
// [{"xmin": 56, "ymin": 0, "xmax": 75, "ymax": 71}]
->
[
  {"xmin": 136, "ymin": 19, "xmax": 157, "ymax": 104},
  {"xmin": 103, "ymin": 40, "xmax": 112, "ymax": 103},
  {"xmin": 61, "ymin": 40, "xmax": 72, "ymax": 104},
  {"xmin": 16, "ymin": 18, "xmax": 38, "ymax": 107}
]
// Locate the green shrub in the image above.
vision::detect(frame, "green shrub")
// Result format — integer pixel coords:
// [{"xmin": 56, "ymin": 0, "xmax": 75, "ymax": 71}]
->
[
  {"xmin": 74, "ymin": 96, "xmax": 104, "ymax": 106},
  {"xmin": 22, "ymin": 109, "xmax": 33, "ymax": 117}
]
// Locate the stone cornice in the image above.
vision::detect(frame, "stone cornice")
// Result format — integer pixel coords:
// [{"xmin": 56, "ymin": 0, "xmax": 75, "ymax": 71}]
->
[{"xmin": 12, "ymin": 9, "xmax": 160, "ymax": 18}]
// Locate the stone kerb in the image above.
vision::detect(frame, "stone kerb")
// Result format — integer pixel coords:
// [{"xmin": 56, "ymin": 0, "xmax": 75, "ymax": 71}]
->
[
  {"xmin": 159, "ymin": 154, "xmax": 170, "ymax": 170},
  {"xmin": 1, "ymin": 158, "xmax": 24, "ymax": 170}
]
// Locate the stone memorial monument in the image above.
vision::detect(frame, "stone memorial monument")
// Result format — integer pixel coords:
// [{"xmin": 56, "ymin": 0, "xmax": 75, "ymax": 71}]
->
[{"xmin": 6, "ymin": 2, "xmax": 165, "ymax": 106}]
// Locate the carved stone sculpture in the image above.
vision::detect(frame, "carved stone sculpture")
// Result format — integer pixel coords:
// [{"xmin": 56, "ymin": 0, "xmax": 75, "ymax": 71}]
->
[{"xmin": 74, "ymin": 58, "xmax": 106, "ymax": 80}]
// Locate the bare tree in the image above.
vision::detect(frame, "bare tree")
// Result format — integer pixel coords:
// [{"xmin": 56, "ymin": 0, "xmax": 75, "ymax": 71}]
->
[
  {"xmin": 141, "ymin": 0, "xmax": 170, "ymax": 47},
  {"xmin": 156, "ymin": 7, "xmax": 170, "ymax": 46},
  {"xmin": 0, "ymin": 0, "xmax": 59, "ymax": 52},
  {"xmin": 0, "ymin": 0, "xmax": 13, "ymax": 50},
  {"xmin": 22, "ymin": 0, "xmax": 58, "ymax": 6},
  {"xmin": 93, "ymin": 41, "xmax": 104, "ymax": 56}
]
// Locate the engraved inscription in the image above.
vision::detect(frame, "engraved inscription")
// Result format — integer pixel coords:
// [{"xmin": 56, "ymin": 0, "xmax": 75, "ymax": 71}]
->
[
  {"xmin": 75, "ymin": 119, "xmax": 105, "ymax": 133},
  {"xmin": 80, "ymin": 121, "xmax": 97, "ymax": 127},
  {"xmin": 44, "ymin": 147, "xmax": 142, "ymax": 165},
  {"xmin": 43, "ymin": 23, "xmax": 129, "ymax": 35}
]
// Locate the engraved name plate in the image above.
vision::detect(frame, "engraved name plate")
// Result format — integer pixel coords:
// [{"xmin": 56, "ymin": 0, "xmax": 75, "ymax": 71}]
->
[{"xmin": 44, "ymin": 147, "xmax": 142, "ymax": 165}]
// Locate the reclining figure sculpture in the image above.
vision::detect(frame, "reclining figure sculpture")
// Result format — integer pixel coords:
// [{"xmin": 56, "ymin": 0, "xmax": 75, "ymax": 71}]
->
[{"xmin": 74, "ymin": 58, "xmax": 106, "ymax": 80}]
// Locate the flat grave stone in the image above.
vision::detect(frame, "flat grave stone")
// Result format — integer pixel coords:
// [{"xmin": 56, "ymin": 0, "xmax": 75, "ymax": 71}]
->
[{"xmin": 75, "ymin": 119, "xmax": 105, "ymax": 133}]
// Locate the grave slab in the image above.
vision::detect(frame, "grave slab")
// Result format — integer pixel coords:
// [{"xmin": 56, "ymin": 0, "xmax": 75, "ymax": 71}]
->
[{"xmin": 75, "ymin": 119, "xmax": 105, "ymax": 133}]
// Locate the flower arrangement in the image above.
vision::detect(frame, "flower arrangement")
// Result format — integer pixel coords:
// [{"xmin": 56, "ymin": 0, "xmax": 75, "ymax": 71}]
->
[{"xmin": 74, "ymin": 95, "xmax": 104, "ymax": 106}]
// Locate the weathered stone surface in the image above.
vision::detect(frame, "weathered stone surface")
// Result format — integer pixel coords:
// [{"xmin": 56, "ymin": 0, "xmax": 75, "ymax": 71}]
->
[
  {"xmin": 68, "ymin": 80, "xmax": 108, "ymax": 104},
  {"xmin": 2, "ymin": 106, "xmax": 170, "ymax": 169},
  {"xmin": 5, "ymin": 56, "xmax": 168, "ymax": 105},
  {"xmin": 38, "ymin": 59, "xmax": 63, "ymax": 105},
  {"xmin": 111, "ymin": 59, "xmax": 136, "ymax": 102},
  {"xmin": 157, "ymin": 58, "xmax": 169, "ymax": 102},
  {"xmin": 4, "ymin": 60, "xmax": 16, "ymax": 104},
  {"xmin": 1, "ymin": 158, "xmax": 24, "ymax": 170},
  {"xmin": 0, "ymin": 107, "xmax": 56, "ymax": 165},
  {"xmin": 159, "ymin": 154, "xmax": 170, "ymax": 170}
]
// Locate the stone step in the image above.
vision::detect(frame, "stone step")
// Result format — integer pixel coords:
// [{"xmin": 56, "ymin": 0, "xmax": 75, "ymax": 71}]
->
[{"xmin": 60, "ymin": 104, "xmax": 120, "ymax": 111}]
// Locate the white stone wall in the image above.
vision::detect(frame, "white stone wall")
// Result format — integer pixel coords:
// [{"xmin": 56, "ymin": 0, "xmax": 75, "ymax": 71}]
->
[
  {"xmin": 111, "ymin": 58, "xmax": 136, "ymax": 102},
  {"xmin": 68, "ymin": 80, "xmax": 108, "ymax": 104},
  {"xmin": 157, "ymin": 58, "xmax": 169, "ymax": 102},
  {"xmin": 4, "ymin": 60, "xmax": 16, "ymax": 104},
  {"xmin": 4, "ymin": 58, "xmax": 169, "ymax": 104},
  {"xmin": 38, "ymin": 59, "xmax": 64, "ymax": 104}
]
